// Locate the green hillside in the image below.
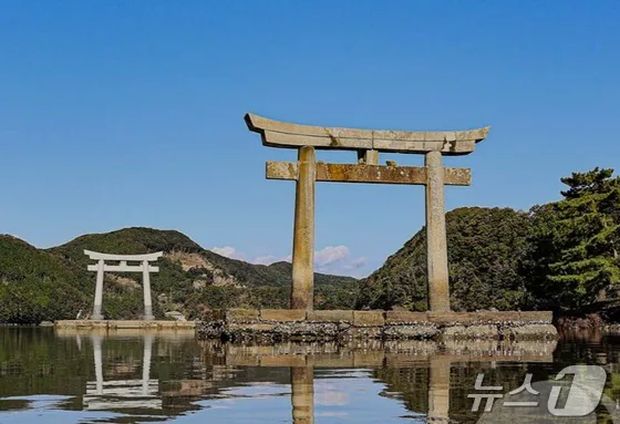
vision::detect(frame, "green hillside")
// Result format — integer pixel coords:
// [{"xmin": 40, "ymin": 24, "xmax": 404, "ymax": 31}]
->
[
  {"xmin": 0, "ymin": 228, "xmax": 358, "ymax": 323},
  {"xmin": 0, "ymin": 236, "xmax": 87, "ymax": 323},
  {"xmin": 356, "ymin": 207, "xmax": 533, "ymax": 312}
]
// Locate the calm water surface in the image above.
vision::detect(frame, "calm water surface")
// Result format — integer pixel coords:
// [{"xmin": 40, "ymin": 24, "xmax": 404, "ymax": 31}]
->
[{"xmin": 0, "ymin": 327, "xmax": 619, "ymax": 423}]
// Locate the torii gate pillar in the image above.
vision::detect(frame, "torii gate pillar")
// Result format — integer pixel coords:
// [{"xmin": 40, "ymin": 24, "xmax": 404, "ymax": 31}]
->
[
  {"xmin": 92, "ymin": 259, "xmax": 105, "ymax": 320},
  {"xmin": 291, "ymin": 146, "xmax": 316, "ymax": 310},
  {"xmin": 425, "ymin": 151, "xmax": 450, "ymax": 312}
]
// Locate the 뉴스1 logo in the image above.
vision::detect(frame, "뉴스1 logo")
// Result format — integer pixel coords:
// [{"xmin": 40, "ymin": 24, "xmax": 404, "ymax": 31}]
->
[{"xmin": 472, "ymin": 365, "xmax": 618, "ymax": 422}]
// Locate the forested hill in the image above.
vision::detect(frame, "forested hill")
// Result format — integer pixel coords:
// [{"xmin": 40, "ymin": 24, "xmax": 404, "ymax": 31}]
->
[
  {"xmin": 357, "ymin": 168, "xmax": 620, "ymax": 315},
  {"xmin": 356, "ymin": 207, "xmax": 534, "ymax": 312},
  {"xmin": 0, "ymin": 228, "xmax": 358, "ymax": 323}
]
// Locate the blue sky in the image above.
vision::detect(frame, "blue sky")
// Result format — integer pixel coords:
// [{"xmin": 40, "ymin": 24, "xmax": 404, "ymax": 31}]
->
[{"xmin": 1, "ymin": 1, "xmax": 619, "ymax": 277}]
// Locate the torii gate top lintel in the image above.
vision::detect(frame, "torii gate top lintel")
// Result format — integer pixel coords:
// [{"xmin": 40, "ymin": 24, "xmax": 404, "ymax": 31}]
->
[
  {"xmin": 245, "ymin": 113, "xmax": 489, "ymax": 155},
  {"xmin": 84, "ymin": 249, "xmax": 164, "ymax": 262}
]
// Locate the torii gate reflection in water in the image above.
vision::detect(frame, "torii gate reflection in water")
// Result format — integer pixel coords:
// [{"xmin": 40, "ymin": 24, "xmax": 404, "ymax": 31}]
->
[
  {"xmin": 245, "ymin": 113, "xmax": 489, "ymax": 311},
  {"xmin": 84, "ymin": 250, "xmax": 163, "ymax": 320},
  {"xmin": 87, "ymin": 334, "xmax": 159, "ymax": 410},
  {"xmin": 287, "ymin": 361, "xmax": 447, "ymax": 424}
]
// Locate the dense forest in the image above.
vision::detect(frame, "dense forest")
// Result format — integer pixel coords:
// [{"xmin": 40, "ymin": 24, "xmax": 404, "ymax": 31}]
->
[
  {"xmin": 0, "ymin": 167, "xmax": 618, "ymax": 323},
  {"xmin": 356, "ymin": 207, "xmax": 533, "ymax": 312}
]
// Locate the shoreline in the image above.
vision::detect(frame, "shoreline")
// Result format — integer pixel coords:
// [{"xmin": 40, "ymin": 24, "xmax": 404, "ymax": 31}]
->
[{"xmin": 198, "ymin": 309, "xmax": 558, "ymax": 342}]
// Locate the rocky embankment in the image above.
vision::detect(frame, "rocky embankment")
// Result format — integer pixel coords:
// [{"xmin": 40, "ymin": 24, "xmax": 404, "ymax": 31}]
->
[{"xmin": 198, "ymin": 309, "xmax": 558, "ymax": 342}]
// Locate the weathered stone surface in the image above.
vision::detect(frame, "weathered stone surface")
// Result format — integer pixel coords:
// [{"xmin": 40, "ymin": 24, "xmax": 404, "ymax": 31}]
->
[
  {"xmin": 341, "ymin": 326, "xmax": 383, "ymax": 340},
  {"xmin": 222, "ymin": 322, "xmax": 281, "ymax": 342},
  {"xmin": 427, "ymin": 311, "xmax": 478, "ymax": 324},
  {"xmin": 226, "ymin": 308, "xmax": 259, "ymax": 322},
  {"xmin": 245, "ymin": 113, "xmax": 489, "ymax": 154},
  {"xmin": 290, "ymin": 146, "xmax": 315, "ymax": 311},
  {"xmin": 267, "ymin": 161, "xmax": 471, "ymax": 186},
  {"xmin": 519, "ymin": 311, "xmax": 553, "ymax": 323},
  {"xmin": 358, "ymin": 149, "xmax": 380, "ymax": 165},
  {"xmin": 197, "ymin": 309, "xmax": 558, "ymax": 342},
  {"xmin": 353, "ymin": 310, "xmax": 385, "ymax": 326},
  {"xmin": 457, "ymin": 312, "xmax": 488, "ymax": 323},
  {"xmin": 260, "ymin": 309, "xmax": 306, "ymax": 321},
  {"xmin": 228, "ymin": 323, "xmax": 276, "ymax": 332},
  {"xmin": 425, "ymin": 151, "xmax": 450, "ymax": 312},
  {"xmin": 442, "ymin": 324, "xmax": 499, "ymax": 340},
  {"xmin": 307, "ymin": 310, "xmax": 353, "ymax": 322},
  {"xmin": 384, "ymin": 324, "xmax": 439, "ymax": 339},
  {"xmin": 505, "ymin": 324, "xmax": 558, "ymax": 340},
  {"xmin": 260, "ymin": 355, "xmax": 307, "ymax": 368},
  {"xmin": 440, "ymin": 325, "xmax": 466, "ymax": 338},
  {"xmin": 475, "ymin": 311, "xmax": 521, "ymax": 322},
  {"xmin": 386, "ymin": 311, "xmax": 428, "ymax": 323},
  {"xmin": 273, "ymin": 322, "xmax": 342, "ymax": 342},
  {"xmin": 197, "ymin": 321, "xmax": 225, "ymax": 339}
]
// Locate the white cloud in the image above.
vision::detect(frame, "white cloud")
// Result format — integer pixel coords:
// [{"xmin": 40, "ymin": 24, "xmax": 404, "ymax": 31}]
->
[
  {"xmin": 213, "ymin": 244, "xmax": 369, "ymax": 277},
  {"xmin": 315, "ymin": 245, "xmax": 349, "ymax": 268},
  {"xmin": 314, "ymin": 246, "xmax": 367, "ymax": 276},
  {"xmin": 211, "ymin": 246, "xmax": 245, "ymax": 260},
  {"xmin": 252, "ymin": 255, "xmax": 281, "ymax": 265}
]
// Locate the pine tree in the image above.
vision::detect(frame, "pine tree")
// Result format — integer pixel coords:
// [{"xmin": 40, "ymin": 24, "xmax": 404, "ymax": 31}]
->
[{"xmin": 544, "ymin": 168, "xmax": 620, "ymax": 309}]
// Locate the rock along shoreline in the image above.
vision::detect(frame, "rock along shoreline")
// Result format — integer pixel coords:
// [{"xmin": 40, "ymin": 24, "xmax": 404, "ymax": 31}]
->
[{"xmin": 198, "ymin": 309, "xmax": 558, "ymax": 343}]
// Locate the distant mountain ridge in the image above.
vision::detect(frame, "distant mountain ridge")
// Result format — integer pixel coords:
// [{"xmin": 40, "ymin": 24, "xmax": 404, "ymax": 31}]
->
[{"xmin": 0, "ymin": 227, "xmax": 358, "ymax": 323}]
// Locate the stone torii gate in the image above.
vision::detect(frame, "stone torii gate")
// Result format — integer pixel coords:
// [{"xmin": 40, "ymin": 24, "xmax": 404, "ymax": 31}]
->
[
  {"xmin": 84, "ymin": 250, "xmax": 163, "ymax": 320},
  {"xmin": 245, "ymin": 113, "xmax": 489, "ymax": 312}
]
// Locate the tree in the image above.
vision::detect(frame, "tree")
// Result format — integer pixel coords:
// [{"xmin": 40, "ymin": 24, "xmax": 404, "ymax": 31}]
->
[{"xmin": 527, "ymin": 168, "xmax": 620, "ymax": 311}]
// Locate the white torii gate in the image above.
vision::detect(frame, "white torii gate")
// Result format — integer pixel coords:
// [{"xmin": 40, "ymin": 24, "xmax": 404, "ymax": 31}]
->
[{"xmin": 84, "ymin": 250, "xmax": 163, "ymax": 320}]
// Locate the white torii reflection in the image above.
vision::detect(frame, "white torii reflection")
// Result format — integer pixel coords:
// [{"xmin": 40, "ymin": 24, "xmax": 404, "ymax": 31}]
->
[{"xmin": 84, "ymin": 334, "xmax": 161, "ymax": 410}]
